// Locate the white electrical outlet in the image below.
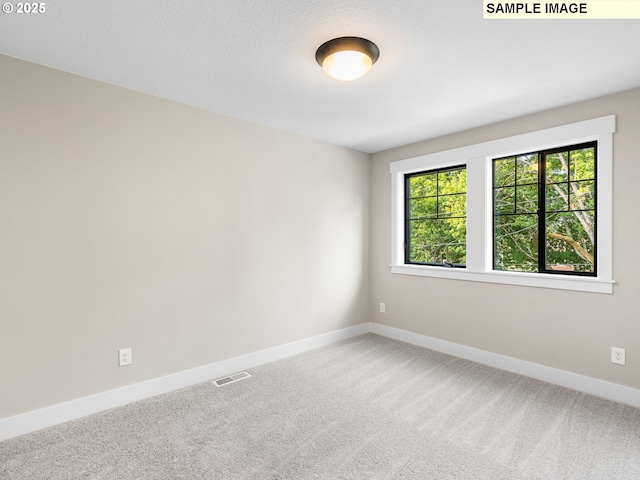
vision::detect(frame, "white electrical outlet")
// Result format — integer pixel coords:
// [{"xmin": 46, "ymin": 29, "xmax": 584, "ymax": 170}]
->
[
  {"xmin": 611, "ymin": 347, "xmax": 625, "ymax": 365},
  {"xmin": 119, "ymin": 347, "xmax": 132, "ymax": 367},
  {"xmin": 379, "ymin": 303, "xmax": 386, "ymax": 313}
]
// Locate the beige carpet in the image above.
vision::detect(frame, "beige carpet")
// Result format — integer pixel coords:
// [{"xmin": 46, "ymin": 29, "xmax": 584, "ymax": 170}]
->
[{"xmin": 1, "ymin": 333, "xmax": 639, "ymax": 479}]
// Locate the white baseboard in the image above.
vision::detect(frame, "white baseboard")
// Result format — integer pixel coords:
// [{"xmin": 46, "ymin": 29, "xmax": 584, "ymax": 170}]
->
[
  {"xmin": 3, "ymin": 321, "xmax": 639, "ymax": 442},
  {"xmin": 370, "ymin": 323, "xmax": 640, "ymax": 409},
  {"xmin": 0, "ymin": 323, "xmax": 369, "ymax": 442}
]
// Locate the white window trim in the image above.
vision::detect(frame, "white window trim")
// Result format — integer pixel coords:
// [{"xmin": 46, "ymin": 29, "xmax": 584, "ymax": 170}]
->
[{"xmin": 390, "ymin": 115, "xmax": 615, "ymax": 294}]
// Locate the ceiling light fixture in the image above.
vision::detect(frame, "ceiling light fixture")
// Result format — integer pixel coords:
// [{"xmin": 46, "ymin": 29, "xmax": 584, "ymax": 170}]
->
[{"xmin": 315, "ymin": 37, "xmax": 380, "ymax": 82}]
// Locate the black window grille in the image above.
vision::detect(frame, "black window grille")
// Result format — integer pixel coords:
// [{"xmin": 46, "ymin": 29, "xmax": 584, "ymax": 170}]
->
[
  {"xmin": 405, "ymin": 165, "xmax": 466, "ymax": 267},
  {"xmin": 493, "ymin": 141, "xmax": 597, "ymax": 276}
]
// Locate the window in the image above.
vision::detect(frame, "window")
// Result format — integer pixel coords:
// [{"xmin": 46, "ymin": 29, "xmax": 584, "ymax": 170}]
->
[
  {"xmin": 493, "ymin": 142, "xmax": 596, "ymax": 275},
  {"xmin": 405, "ymin": 166, "xmax": 467, "ymax": 266},
  {"xmin": 390, "ymin": 115, "xmax": 614, "ymax": 294}
]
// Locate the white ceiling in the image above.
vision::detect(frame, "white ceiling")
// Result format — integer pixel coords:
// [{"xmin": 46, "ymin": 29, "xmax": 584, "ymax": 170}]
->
[{"xmin": 1, "ymin": 1, "xmax": 639, "ymax": 153}]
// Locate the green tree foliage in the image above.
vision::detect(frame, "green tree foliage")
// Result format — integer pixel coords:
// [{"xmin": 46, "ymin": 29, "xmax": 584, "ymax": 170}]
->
[
  {"xmin": 405, "ymin": 144, "xmax": 595, "ymax": 273},
  {"xmin": 494, "ymin": 154, "xmax": 540, "ymax": 271},
  {"xmin": 494, "ymin": 145, "xmax": 595, "ymax": 273},
  {"xmin": 407, "ymin": 167, "xmax": 466, "ymax": 265}
]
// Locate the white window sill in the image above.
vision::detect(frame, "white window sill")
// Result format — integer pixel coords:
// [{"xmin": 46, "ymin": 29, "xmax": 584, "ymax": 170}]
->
[{"xmin": 391, "ymin": 264, "xmax": 614, "ymax": 294}]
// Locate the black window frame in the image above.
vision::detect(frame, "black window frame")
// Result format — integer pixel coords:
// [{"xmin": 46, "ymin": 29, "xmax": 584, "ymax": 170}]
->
[
  {"xmin": 404, "ymin": 164, "xmax": 467, "ymax": 268},
  {"xmin": 492, "ymin": 141, "xmax": 597, "ymax": 277}
]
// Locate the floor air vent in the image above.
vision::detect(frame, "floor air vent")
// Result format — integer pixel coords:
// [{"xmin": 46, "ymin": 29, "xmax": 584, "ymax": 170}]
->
[{"xmin": 213, "ymin": 371, "xmax": 251, "ymax": 387}]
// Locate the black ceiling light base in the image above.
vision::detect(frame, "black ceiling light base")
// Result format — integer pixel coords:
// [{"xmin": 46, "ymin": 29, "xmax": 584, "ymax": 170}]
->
[{"xmin": 315, "ymin": 37, "xmax": 380, "ymax": 68}]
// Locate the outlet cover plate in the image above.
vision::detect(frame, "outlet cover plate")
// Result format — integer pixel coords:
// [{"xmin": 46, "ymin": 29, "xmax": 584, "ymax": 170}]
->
[
  {"xmin": 119, "ymin": 347, "xmax": 132, "ymax": 367},
  {"xmin": 611, "ymin": 347, "xmax": 625, "ymax": 365}
]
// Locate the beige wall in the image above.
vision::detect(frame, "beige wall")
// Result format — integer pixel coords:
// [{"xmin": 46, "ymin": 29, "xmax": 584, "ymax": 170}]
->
[
  {"xmin": 370, "ymin": 88, "xmax": 640, "ymax": 389},
  {"xmin": 0, "ymin": 55, "xmax": 370, "ymax": 419}
]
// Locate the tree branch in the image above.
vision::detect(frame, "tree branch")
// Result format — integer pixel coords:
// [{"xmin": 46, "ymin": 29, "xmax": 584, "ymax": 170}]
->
[{"xmin": 547, "ymin": 232, "xmax": 594, "ymax": 266}]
